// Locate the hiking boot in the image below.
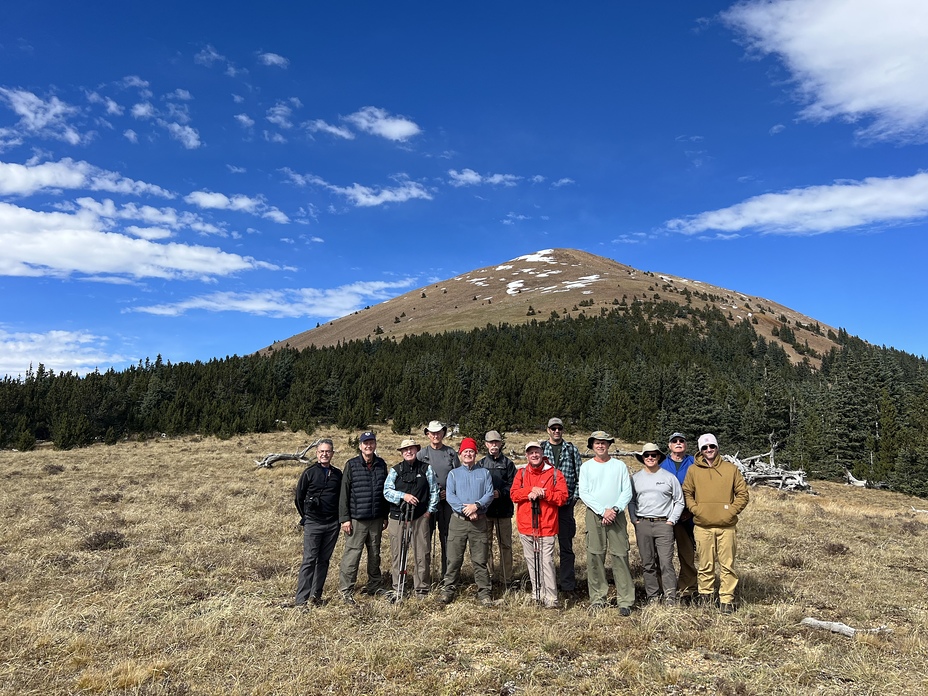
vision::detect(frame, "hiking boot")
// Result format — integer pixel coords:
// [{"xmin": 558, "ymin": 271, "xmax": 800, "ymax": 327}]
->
[
  {"xmin": 588, "ymin": 601, "xmax": 608, "ymax": 613},
  {"xmin": 720, "ymin": 602, "xmax": 736, "ymax": 614},
  {"xmin": 618, "ymin": 606, "xmax": 631, "ymax": 617},
  {"xmin": 544, "ymin": 599, "xmax": 561, "ymax": 610},
  {"xmin": 341, "ymin": 593, "xmax": 357, "ymax": 606},
  {"xmin": 479, "ymin": 597, "xmax": 501, "ymax": 608},
  {"xmin": 439, "ymin": 592, "xmax": 455, "ymax": 605}
]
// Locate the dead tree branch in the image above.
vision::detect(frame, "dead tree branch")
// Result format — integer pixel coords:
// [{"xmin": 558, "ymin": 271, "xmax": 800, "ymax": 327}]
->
[
  {"xmin": 255, "ymin": 440, "xmax": 319, "ymax": 469},
  {"xmin": 800, "ymin": 617, "xmax": 891, "ymax": 638}
]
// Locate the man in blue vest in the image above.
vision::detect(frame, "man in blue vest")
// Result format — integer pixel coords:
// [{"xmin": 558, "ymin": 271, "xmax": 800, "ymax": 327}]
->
[
  {"xmin": 660, "ymin": 432, "xmax": 697, "ymax": 602},
  {"xmin": 338, "ymin": 431, "xmax": 388, "ymax": 603}
]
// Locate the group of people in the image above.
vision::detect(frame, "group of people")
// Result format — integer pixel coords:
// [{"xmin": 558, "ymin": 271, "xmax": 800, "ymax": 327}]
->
[{"xmin": 289, "ymin": 419, "xmax": 750, "ymax": 613}]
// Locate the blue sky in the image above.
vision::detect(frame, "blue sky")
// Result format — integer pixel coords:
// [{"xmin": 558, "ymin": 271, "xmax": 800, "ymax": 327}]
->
[{"xmin": 2, "ymin": 0, "xmax": 928, "ymax": 378}]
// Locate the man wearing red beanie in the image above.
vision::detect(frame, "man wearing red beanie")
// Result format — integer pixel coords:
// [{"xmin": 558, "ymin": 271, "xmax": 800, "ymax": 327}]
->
[{"xmin": 439, "ymin": 437, "xmax": 496, "ymax": 606}]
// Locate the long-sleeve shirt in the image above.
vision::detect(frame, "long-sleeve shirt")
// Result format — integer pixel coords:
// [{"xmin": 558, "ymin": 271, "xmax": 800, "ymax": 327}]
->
[
  {"xmin": 541, "ymin": 439, "xmax": 582, "ymax": 503},
  {"xmin": 445, "ymin": 464, "xmax": 494, "ymax": 515},
  {"xmin": 628, "ymin": 468, "xmax": 684, "ymax": 523},
  {"xmin": 383, "ymin": 463, "xmax": 439, "ymax": 513},
  {"xmin": 478, "ymin": 453, "xmax": 516, "ymax": 517},
  {"xmin": 578, "ymin": 457, "xmax": 632, "ymax": 516}
]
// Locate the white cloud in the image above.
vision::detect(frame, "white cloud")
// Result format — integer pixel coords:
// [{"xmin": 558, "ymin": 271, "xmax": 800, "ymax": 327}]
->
[
  {"xmin": 0, "ymin": 88, "xmax": 83, "ymax": 145},
  {"xmin": 0, "ymin": 158, "xmax": 173, "ymax": 198},
  {"xmin": 723, "ymin": 0, "xmax": 928, "ymax": 142},
  {"xmin": 227, "ymin": 164, "xmax": 246, "ymax": 174},
  {"xmin": 234, "ymin": 113, "xmax": 254, "ymax": 128},
  {"xmin": 343, "ymin": 106, "xmax": 421, "ymax": 141},
  {"xmin": 285, "ymin": 170, "xmax": 432, "ymax": 207},
  {"xmin": 184, "ymin": 189, "xmax": 289, "ymax": 221},
  {"xmin": 0, "ymin": 328, "xmax": 130, "ymax": 379},
  {"xmin": 266, "ymin": 99, "xmax": 301, "ymax": 129},
  {"xmin": 0, "ymin": 201, "xmax": 263, "ymax": 279},
  {"xmin": 306, "ymin": 119, "xmax": 355, "ymax": 139},
  {"xmin": 552, "ymin": 178, "xmax": 575, "ymax": 187},
  {"xmin": 133, "ymin": 279, "xmax": 416, "ymax": 318},
  {"xmin": 531, "ymin": 175, "xmax": 546, "ymax": 184},
  {"xmin": 166, "ymin": 89, "xmax": 193, "ymax": 101},
  {"xmin": 159, "ymin": 120, "xmax": 201, "ymax": 149},
  {"xmin": 125, "ymin": 225, "xmax": 172, "ymax": 240},
  {"xmin": 258, "ymin": 52, "xmax": 289, "ymax": 68},
  {"xmin": 131, "ymin": 102, "xmax": 155, "ymax": 119},
  {"xmin": 264, "ymin": 130, "xmax": 286, "ymax": 143},
  {"xmin": 123, "ymin": 129, "xmax": 138, "ymax": 143},
  {"xmin": 448, "ymin": 168, "xmax": 520, "ymax": 187},
  {"xmin": 666, "ymin": 171, "xmax": 928, "ymax": 235},
  {"xmin": 769, "ymin": 124, "xmax": 785, "ymax": 135},
  {"xmin": 120, "ymin": 75, "xmax": 150, "ymax": 90},
  {"xmin": 194, "ymin": 45, "xmax": 224, "ymax": 66}
]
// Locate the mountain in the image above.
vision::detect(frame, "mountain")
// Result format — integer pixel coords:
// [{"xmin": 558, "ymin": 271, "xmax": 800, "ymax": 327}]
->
[{"xmin": 264, "ymin": 248, "xmax": 840, "ymax": 363}]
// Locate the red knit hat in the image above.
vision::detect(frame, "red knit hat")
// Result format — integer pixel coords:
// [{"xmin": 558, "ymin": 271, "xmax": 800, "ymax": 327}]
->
[{"xmin": 458, "ymin": 437, "xmax": 478, "ymax": 453}]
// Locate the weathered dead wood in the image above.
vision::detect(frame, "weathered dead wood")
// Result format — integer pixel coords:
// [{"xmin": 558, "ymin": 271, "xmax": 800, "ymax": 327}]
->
[
  {"xmin": 255, "ymin": 441, "xmax": 319, "ymax": 469},
  {"xmin": 800, "ymin": 617, "xmax": 891, "ymax": 638},
  {"xmin": 912, "ymin": 506, "xmax": 928, "ymax": 514},
  {"xmin": 724, "ymin": 449, "xmax": 810, "ymax": 491}
]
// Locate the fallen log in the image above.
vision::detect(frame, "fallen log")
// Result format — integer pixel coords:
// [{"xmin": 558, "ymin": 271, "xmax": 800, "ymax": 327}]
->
[
  {"xmin": 800, "ymin": 617, "xmax": 891, "ymax": 638},
  {"xmin": 255, "ymin": 441, "xmax": 318, "ymax": 469}
]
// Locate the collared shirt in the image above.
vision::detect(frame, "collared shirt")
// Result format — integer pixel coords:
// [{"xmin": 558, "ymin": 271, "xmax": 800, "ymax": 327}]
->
[
  {"xmin": 541, "ymin": 439, "xmax": 582, "ymax": 503},
  {"xmin": 445, "ymin": 464, "xmax": 495, "ymax": 515},
  {"xmin": 383, "ymin": 463, "xmax": 440, "ymax": 513},
  {"xmin": 578, "ymin": 456, "xmax": 632, "ymax": 515}
]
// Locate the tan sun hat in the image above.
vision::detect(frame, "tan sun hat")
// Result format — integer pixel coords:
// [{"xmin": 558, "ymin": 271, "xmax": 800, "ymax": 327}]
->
[
  {"xmin": 634, "ymin": 443, "xmax": 666, "ymax": 465},
  {"xmin": 397, "ymin": 438, "xmax": 421, "ymax": 452},
  {"xmin": 423, "ymin": 420, "xmax": 447, "ymax": 435},
  {"xmin": 587, "ymin": 430, "xmax": 615, "ymax": 449}
]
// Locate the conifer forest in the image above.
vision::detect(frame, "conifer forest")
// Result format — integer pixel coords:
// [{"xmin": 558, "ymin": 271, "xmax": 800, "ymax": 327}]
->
[{"xmin": 2, "ymin": 302, "xmax": 927, "ymax": 497}]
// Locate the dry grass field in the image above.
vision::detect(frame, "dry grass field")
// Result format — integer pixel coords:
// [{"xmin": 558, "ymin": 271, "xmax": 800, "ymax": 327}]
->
[{"xmin": 2, "ymin": 429, "xmax": 927, "ymax": 695}]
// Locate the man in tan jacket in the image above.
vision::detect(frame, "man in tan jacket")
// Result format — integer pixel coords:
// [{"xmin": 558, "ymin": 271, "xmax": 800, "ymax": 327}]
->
[{"xmin": 682, "ymin": 433, "xmax": 749, "ymax": 613}]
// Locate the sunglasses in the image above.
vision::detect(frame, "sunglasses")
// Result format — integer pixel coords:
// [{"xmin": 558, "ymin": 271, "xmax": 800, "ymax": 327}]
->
[
  {"xmin": 643, "ymin": 453, "xmax": 660, "ymax": 459},
  {"xmin": 549, "ymin": 426, "xmax": 562, "ymax": 431},
  {"xmin": 670, "ymin": 439, "xmax": 686, "ymax": 444},
  {"xmin": 700, "ymin": 444, "xmax": 718, "ymax": 451}
]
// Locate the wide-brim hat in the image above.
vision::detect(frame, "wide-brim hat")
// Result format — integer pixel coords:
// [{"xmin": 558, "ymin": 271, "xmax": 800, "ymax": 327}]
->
[
  {"xmin": 424, "ymin": 420, "xmax": 447, "ymax": 435},
  {"xmin": 397, "ymin": 438, "xmax": 421, "ymax": 452},
  {"xmin": 634, "ymin": 443, "xmax": 666, "ymax": 465},
  {"xmin": 587, "ymin": 430, "xmax": 615, "ymax": 449}
]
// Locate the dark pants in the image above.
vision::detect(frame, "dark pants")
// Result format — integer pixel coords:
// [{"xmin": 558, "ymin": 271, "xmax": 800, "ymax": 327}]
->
[
  {"xmin": 557, "ymin": 501, "xmax": 577, "ymax": 591},
  {"xmin": 338, "ymin": 518, "xmax": 384, "ymax": 595},
  {"xmin": 635, "ymin": 519, "xmax": 678, "ymax": 601},
  {"xmin": 434, "ymin": 500, "xmax": 453, "ymax": 578},
  {"xmin": 295, "ymin": 520, "xmax": 340, "ymax": 604}
]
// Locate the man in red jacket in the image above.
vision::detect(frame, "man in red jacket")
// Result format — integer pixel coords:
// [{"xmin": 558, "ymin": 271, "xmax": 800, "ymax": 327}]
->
[{"xmin": 511, "ymin": 441, "xmax": 569, "ymax": 608}]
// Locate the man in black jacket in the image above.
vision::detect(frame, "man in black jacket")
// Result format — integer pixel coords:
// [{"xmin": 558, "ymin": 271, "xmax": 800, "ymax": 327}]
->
[
  {"xmin": 338, "ymin": 431, "xmax": 389, "ymax": 603},
  {"xmin": 479, "ymin": 430, "xmax": 516, "ymax": 588},
  {"xmin": 291, "ymin": 438, "xmax": 342, "ymax": 607}
]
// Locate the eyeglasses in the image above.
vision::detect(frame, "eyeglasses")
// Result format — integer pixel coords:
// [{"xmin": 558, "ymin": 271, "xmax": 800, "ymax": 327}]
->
[
  {"xmin": 700, "ymin": 444, "xmax": 717, "ymax": 451},
  {"xmin": 669, "ymin": 439, "xmax": 685, "ymax": 444},
  {"xmin": 317, "ymin": 450, "xmax": 333, "ymax": 455},
  {"xmin": 643, "ymin": 453, "xmax": 660, "ymax": 459},
  {"xmin": 549, "ymin": 426, "xmax": 562, "ymax": 432}
]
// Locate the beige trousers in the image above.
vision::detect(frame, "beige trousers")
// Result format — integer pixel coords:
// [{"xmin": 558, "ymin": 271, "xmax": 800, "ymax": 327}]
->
[{"xmin": 693, "ymin": 524, "xmax": 739, "ymax": 603}]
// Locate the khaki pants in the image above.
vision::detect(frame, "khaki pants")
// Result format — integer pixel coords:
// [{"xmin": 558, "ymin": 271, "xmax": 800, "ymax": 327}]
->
[
  {"xmin": 585, "ymin": 507, "xmax": 634, "ymax": 608},
  {"xmin": 388, "ymin": 515, "xmax": 431, "ymax": 593},
  {"xmin": 441, "ymin": 515, "xmax": 492, "ymax": 599},
  {"xmin": 693, "ymin": 524, "xmax": 739, "ymax": 603},
  {"xmin": 519, "ymin": 533, "xmax": 557, "ymax": 605},
  {"xmin": 486, "ymin": 516, "xmax": 514, "ymax": 585},
  {"xmin": 634, "ymin": 518, "xmax": 677, "ymax": 601},
  {"xmin": 338, "ymin": 518, "xmax": 384, "ymax": 595}
]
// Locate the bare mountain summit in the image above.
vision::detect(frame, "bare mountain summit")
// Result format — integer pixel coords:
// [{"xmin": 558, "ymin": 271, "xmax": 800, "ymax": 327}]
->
[{"xmin": 264, "ymin": 248, "xmax": 839, "ymax": 363}]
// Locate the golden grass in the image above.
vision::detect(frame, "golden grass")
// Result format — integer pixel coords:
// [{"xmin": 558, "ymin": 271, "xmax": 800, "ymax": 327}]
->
[{"xmin": 2, "ymin": 429, "xmax": 927, "ymax": 695}]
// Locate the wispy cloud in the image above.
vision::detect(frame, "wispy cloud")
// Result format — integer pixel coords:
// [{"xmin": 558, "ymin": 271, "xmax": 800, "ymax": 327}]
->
[
  {"xmin": 448, "ymin": 168, "xmax": 520, "ymax": 187},
  {"xmin": 0, "ymin": 328, "xmax": 130, "ymax": 378},
  {"xmin": 132, "ymin": 279, "xmax": 416, "ymax": 318},
  {"xmin": 552, "ymin": 178, "xmax": 575, "ymax": 187},
  {"xmin": 258, "ymin": 52, "xmax": 289, "ymax": 68},
  {"xmin": 0, "ymin": 88, "xmax": 84, "ymax": 146},
  {"xmin": 159, "ymin": 120, "xmax": 201, "ymax": 149},
  {"xmin": 234, "ymin": 113, "xmax": 255, "ymax": 128},
  {"xmin": 0, "ymin": 201, "xmax": 265, "ymax": 279},
  {"xmin": 267, "ymin": 98, "xmax": 301, "ymax": 129},
  {"xmin": 0, "ymin": 158, "xmax": 173, "ymax": 197},
  {"xmin": 306, "ymin": 119, "xmax": 355, "ymax": 139},
  {"xmin": 343, "ymin": 106, "xmax": 421, "ymax": 141},
  {"xmin": 666, "ymin": 171, "xmax": 928, "ymax": 235},
  {"xmin": 283, "ymin": 169, "xmax": 432, "ymax": 207},
  {"xmin": 723, "ymin": 0, "xmax": 928, "ymax": 142},
  {"xmin": 184, "ymin": 189, "xmax": 289, "ymax": 222}
]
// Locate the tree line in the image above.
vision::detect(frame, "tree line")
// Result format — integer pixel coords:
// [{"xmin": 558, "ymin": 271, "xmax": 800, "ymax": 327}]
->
[{"xmin": 2, "ymin": 301, "xmax": 927, "ymax": 497}]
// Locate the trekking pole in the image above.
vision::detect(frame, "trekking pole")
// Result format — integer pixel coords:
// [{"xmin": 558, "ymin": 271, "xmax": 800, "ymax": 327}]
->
[
  {"xmin": 531, "ymin": 498, "xmax": 542, "ymax": 604},
  {"xmin": 397, "ymin": 502, "xmax": 413, "ymax": 602}
]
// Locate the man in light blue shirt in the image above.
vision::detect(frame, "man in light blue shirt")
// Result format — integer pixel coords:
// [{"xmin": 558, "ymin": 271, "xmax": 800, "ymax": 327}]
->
[
  {"xmin": 578, "ymin": 430, "xmax": 635, "ymax": 614},
  {"xmin": 440, "ymin": 437, "xmax": 496, "ymax": 606}
]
